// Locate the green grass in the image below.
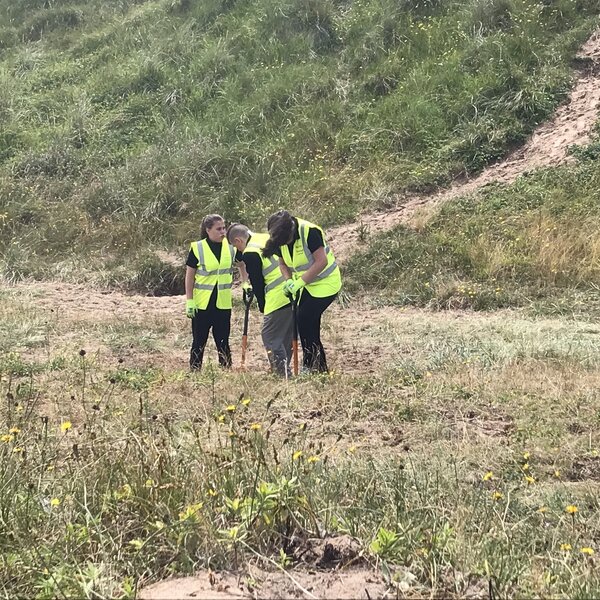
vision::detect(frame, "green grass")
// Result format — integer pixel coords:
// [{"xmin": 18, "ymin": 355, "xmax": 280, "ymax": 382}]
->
[
  {"xmin": 1, "ymin": 289, "xmax": 600, "ymax": 597},
  {"xmin": 345, "ymin": 156, "xmax": 600, "ymax": 316},
  {"xmin": 0, "ymin": 0, "xmax": 598, "ymax": 288}
]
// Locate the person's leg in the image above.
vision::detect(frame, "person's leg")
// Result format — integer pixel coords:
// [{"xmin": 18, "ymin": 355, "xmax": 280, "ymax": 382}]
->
[
  {"xmin": 211, "ymin": 308, "xmax": 232, "ymax": 368},
  {"xmin": 297, "ymin": 291, "xmax": 336, "ymax": 372},
  {"xmin": 190, "ymin": 310, "xmax": 211, "ymax": 370},
  {"xmin": 261, "ymin": 306, "xmax": 293, "ymax": 376}
]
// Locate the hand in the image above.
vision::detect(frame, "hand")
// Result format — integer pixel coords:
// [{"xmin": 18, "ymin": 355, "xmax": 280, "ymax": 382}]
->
[
  {"xmin": 283, "ymin": 277, "xmax": 305, "ymax": 298},
  {"xmin": 186, "ymin": 299, "xmax": 197, "ymax": 319},
  {"xmin": 242, "ymin": 281, "xmax": 254, "ymax": 305}
]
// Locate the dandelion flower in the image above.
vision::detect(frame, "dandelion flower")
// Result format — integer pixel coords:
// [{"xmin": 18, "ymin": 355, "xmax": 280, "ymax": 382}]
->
[
  {"xmin": 217, "ymin": 415, "xmax": 225, "ymax": 423},
  {"xmin": 12, "ymin": 447, "xmax": 23, "ymax": 453},
  {"xmin": 560, "ymin": 543, "xmax": 572, "ymax": 552},
  {"xmin": 537, "ymin": 506, "xmax": 547, "ymax": 513},
  {"xmin": 292, "ymin": 450, "xmax": 303, "ymax": 460},
  {"xmin": 482, "ymin": 471, "xmax": 494, "ymax": 481},
  {"xmin": 522, "ymin": 463, "xmax": 530, "ymax": 471},
  {"xmin": 523, "ymin": 451, "xmax": 530, "ymax": 460},
  {"xmin": 348, "ymin": 445, "xmax": 357, "ymax": 454},
  {"xmin": 60, "ymin": 421, "xmax": 72, "ymax": 432},
  {"xmin": 581, "ymin": 547, "xmax": 594, "ymax": 556},
  {"xmin": 554, "ymin": 470, "xmax": 561, "ymax": 478},
  {"xmin": 524, "ymin": 475, "xmax": 535, "ymax": 485},
  {"xmin": 308, "ymin": 455, "xmax": 320, "ymax": 464},
  {"xmin": 492, "ymin": 491, "xmax": 504, "ymax": 501},
  {"xmin": 565, "ymin": 505, "xmax": 578, "ymax": 515},
  {"xmin": 241, "ymin": 398, "xmax": 251, "ymax": 406},
  {"xmin": 225, "ymin": 405, "xmax": 236, "ymax": 413},
  {"xmin": 207, "ymin": 489, "xmax": 217, "ymax": 497},
  {"xmin": 249, "ymin": 423, "xmax": 261, "ymax": 430},
  {"xmin": 8, "ymin": 427, "xmax": 20, "ymax": 434},
  {"xmin": 50, "ymin": 498, "xmax": 61, "ymax": 507},
  {"xmin": 1, "ymin": 434, "xmax": 14, "ymax": 443},
  {"xmin": 144, "ymin": 479, "xmax": 155, "ymax": 488}
]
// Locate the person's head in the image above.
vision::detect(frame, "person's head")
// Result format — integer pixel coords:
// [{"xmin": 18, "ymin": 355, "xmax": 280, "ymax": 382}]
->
[
  {"xmin": 200, "ymin": 214, "xmax": 226, "ymax": 243},
  {"xmin": 263, "ymin": 210, "xmax": 295, "ymax": 258},
  {"xmin": 226, "ymin": 223, "xmax": 251, "ymax": 252}
]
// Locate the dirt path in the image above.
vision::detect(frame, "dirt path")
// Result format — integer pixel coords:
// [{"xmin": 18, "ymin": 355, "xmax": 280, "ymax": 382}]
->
[{"xmin": 328, "ymin": 30, "xmax": 600, "ymax": 263}]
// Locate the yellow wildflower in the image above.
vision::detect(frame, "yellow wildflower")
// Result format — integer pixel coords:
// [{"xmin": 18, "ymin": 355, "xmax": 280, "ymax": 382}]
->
[
  {"xmin": 207, "ymin": 489, "xmax": 217, "ymax": 497},
  {"xmin": 348, "ymin": 445, "xmax": 356, "ymax": 454},
  {"xmin": 492, "ymin": 491, "xmax": 504, "ymax": 501},
  {"xmin": 523, "ymin": 451, "xmax": 530, "ymax": 460},
  {"xmin": 241, "ymin": 398, "xmax": 251, "ymax": 406},
  {"xmin": 217, "ymin": 415, "xmax": 225, "ymax": 423},
  {"xmin": 249, "ymin": 423, "xmax": 261, "ymax": 430},
  {"xmin": 225, "ymin": 405, "xmax": 236, "ymax": 413},
  {"xmin": 554, "ymin": 470, "xmax": 561, "ymax": 478},
  {"xmin": 1, "ymin": 434, "xmax": 14, "ymax": 443},
  {"xmin": 307, "ymin": 455, "xmax": 320, "ymax": 464},
  {"xmin": 522, "ymin": 463, "xmax": 530, "ymax": 471},
  {"xmin": 144, "ymin": 479, "xmax": 155, "ymax": 488},
  {"xmin": 15, "ymin": 405, "xmax": 23, "ymax": 413},
  {"xmin": 565, "ymin": 505, "xmax": 578, "ymax": 515},
  {"xmin": 482, "ymin": 471, "xmax": 494, "ymax": 482},
  {"xmin": 292, "ymin": 450, "xmax": 303, "ymax": 461},
  {"xmin": 524, "ymin": 475, "xmax": 535, "ymax": 485},
  {"xmin": 537, "ymin": 506, "xmax": 547, "ymax": 513},
  {"xmin": 60, "ymin": 421, "xmax": 72, "ymax": 432},
  {"xmin": 50, "ymin": 498, "xmax": 61, "ymax": 507},
  {"xmin": 560, "ymin": 543, "xmax": 572, "ymax": 552},
  {"xmin": 9, "ymin": 427, "xmax": 20, "ymax": 434},
  {"xmin": 581, "ymin": 547, "xmax": 594, "ymax": 556}
]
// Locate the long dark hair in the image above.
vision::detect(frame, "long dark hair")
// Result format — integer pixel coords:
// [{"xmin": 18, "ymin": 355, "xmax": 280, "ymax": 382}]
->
[
  {"xmin": 200, "ymin": 214, "xmax": 224, "ymax": 240},
  {"xmin": 263, "ymin": 210, "xmax": 295, "ymax": 258}
]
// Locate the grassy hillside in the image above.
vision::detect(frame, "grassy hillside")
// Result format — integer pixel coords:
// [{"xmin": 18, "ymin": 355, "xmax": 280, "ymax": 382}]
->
[
  {"xmin": 0, "ymin": 0, "xmax": 598, "ymax": 291},
  {"xmin": 346, "ymin": 149, "xmax": 600, "ymax": 316}
]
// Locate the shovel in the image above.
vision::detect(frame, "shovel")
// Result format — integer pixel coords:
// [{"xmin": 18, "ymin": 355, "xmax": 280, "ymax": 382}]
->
[
  {"xmin": 241, "ymin": 290, "xmax": 253, "ymax": 370},
  {"xmin": 291, "ymin": 295, "xmax": 299, "ymax": 376}
]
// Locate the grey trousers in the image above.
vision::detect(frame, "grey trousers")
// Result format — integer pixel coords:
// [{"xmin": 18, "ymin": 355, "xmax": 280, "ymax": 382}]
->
[{"xmin": 261, "ymin": 305, "xmax": 294, "ymax": 377}]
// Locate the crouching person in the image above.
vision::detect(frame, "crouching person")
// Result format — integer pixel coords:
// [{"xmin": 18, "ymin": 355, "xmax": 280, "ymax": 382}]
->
[{"xmin": 227, "ymin": 223, "xmax": 293, "ymax": 377}]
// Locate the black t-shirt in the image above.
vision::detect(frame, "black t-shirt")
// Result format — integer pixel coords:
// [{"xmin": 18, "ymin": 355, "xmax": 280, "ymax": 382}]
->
[
  {"xmin": 186, "ymin": 238, "xmax": 225, "ymax": 310},
  {"xmin": 236, "ymin": 241, "xmax": 267, "ymax": 313}
]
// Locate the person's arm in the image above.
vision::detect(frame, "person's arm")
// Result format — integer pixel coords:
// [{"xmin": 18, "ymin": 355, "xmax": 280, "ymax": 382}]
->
[
  {"xmin": 185, "ymin": 266, "xmax": 196, "ymax": 300},
  {"xmin": 279, "ymin": 258, "xmax": 292, "ymax": 280},
  {"xmin": 244, "ymin": 254, "xmax": 266, "ymax": 312},
  {"xmin": 298, "ymin": 246, "xmax": 327, "ymax": 285}
]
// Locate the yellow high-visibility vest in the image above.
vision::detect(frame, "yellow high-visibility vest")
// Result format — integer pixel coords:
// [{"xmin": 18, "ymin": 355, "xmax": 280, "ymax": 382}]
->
[
  {"xmin": 190, "ymin": 239, "xmax": 235, "ymax": 310},
  {"xmin": 244, "ymin": 232, "xmax": 290, "ymax": 315},
  {"xmin": 279, "ymin": 218, "xmax": 341, "ymax": 298}
]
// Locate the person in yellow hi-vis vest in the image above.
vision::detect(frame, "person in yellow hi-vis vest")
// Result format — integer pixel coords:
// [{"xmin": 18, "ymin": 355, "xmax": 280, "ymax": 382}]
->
[
  {"xmin": 185, "ymin": 214, "xmax": 236, "ymax": 370},
  {"xmin": 262, "ymin": 210, "xmax": 341, "ymax": 373},
  {"xmin": 226, "ymin": 223, "xmax": 293, "ymax": 377}
]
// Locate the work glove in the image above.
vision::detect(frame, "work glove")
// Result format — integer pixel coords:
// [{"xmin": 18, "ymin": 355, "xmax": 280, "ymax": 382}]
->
[
  {"xmin": 283, "ymin": 277, "xmax": 305, "ymax": 298},
  {"xmin": 242, "ymin": 281, "xmax": 254, "ymax": 305},
  {"xmin": 186, "ymin": 299, "xmax": 197, "ymax": 319}
]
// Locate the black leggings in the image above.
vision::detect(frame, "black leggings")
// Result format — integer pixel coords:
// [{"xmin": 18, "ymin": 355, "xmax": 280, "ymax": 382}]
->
[
  {"xmin": 190, "ymin": 306, "xmax": 232, "ymax": 370},
  {"xmin": 297, "ymin": 290, "xmax": 337, "ymax": 373}
]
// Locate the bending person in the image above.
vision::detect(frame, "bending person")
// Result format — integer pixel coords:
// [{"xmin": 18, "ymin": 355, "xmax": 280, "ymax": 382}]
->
[
  {"xmin": 185, "ymin": 214, "xmax": 236, "ymax": 370},
  {"xmin": 227, "ymin": 223, "xmax": 293, "ymax": 377},
  {"xmin": 262, "ymin": 210, "xmax": 341, "ymax": 373}
]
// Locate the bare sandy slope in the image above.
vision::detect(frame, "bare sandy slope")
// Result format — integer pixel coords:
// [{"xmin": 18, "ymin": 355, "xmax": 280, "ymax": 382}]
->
[{"xmin": 328, "ymin": 31, "xmax": 600, "ymax": 263}]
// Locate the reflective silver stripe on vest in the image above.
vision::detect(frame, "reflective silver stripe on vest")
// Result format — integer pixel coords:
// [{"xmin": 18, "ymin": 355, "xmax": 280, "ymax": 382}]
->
[
  {"xmin": 265, "ymin": 275, "xmax": 285, "ymax": 292},
  {"xmin": 218, "ymin": 283, "xmax": 232, "ymax": 290},
  {"xmin": 263, "ymin": 260, "xmax": 279, "ymax": 276},
  {"xmin": 293, "ymin": 223, "xmax": 333, "ymax": 274},
  {"xmin": 315, "ymin": 260, "xmax": 338, "ymax": 280},
  {"xmin": 194, "ymin": 283, "xmax": 214, "ymax": 291}
]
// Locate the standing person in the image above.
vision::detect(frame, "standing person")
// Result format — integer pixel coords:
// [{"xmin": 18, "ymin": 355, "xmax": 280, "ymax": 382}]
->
[
  {"xmin": 185, "ymin": 214, "xmax": 236, "ymax": 370},
  {"xmin": 262, "ymin": 210, "xmax": 341, "ymax": 374},
  {"xmin": 227, "ymin": 223, "xmax": 293, "ymax": 377}
]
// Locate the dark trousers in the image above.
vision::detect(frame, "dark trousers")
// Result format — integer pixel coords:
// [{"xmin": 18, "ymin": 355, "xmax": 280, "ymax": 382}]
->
[
  {"xmin": 297, "ymin": 290, "xmax": 337, "ymax": 373},
  {"xmin": 190, "ymin": 306, "xmax": 232, "ymax": 370}
]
